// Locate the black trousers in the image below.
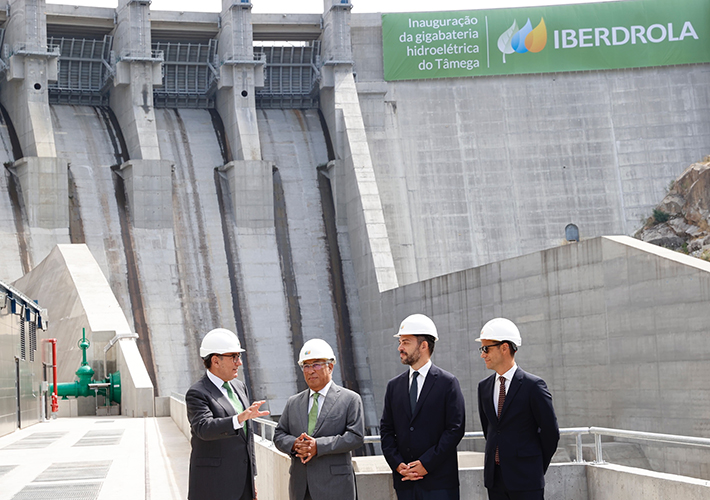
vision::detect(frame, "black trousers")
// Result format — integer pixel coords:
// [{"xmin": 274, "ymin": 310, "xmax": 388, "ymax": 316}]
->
[{"xmin": 486, "ymin": 465, "xmax": 544, "ymax": 500}]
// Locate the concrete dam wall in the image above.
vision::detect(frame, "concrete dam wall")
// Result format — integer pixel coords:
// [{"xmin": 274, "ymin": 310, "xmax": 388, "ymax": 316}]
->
[
  {"xmin": 351, "ymin": 13, "xmax": 710, "ymax": 284},
  {"xmin": 0, "ymin": 0, "xmax": 709, "ymax": 473}
]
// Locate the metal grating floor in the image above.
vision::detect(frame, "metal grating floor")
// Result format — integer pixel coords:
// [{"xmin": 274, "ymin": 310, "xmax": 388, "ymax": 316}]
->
[
  {"xmin": 33, "ymin": 461, "xmax": 112, "ymax": 482},
  {"xmin": 0, "ymin": 464, "xmax": 18, "ymax": 477},
  {"xmin": 72, "ymin": 429, "xmax": 124, "ymax": 447},
  {"xmin": 10, "ymin": 482, "xmax": 103, "ymax": 500},
  {"xmin": 3, "ymin": 432, "xmax": 68, "ymax": 450}
]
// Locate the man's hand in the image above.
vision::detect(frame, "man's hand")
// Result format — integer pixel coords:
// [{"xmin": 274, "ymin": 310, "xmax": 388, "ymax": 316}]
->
[
  {"xmin": 237, "ymin": 400, "xmax": 270, "ymax": 424},
  {"xmin": 293, "ymin": 432, "xmax": 318, "ymax": 464},
  {"xmin": 399, "ymin": 460, "xmax": 427, "ymax": 481}
]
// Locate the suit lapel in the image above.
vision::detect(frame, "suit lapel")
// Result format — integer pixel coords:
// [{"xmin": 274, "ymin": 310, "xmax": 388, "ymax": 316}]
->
[
  {"xmin": 397, "ymin": 371, "xmax": 412, "ymax": 420},
  {"xmin": 412, "ymin": 365, "xmax": 438, "ymax": 420},
  {"xmin": 297, "ymin": 390, "xmax": 310, "ymax": 435},
  {"xmin": 482, "ymin": 373, "xmax": 498, "ymax": 422},
  {"xmin": 231, "ymin": 380, "xmax": 250, "ymax": 439},
  {"xmin": 233, "ymin": 380, "xmax": 248, "ymax": 411},
  {"xmin": 499, "ymin": 368, "xmax": 524, "ymax": 419},
  {"xmin": 204, "ymin": 376, "xmax": 235, "ymax": 417}
]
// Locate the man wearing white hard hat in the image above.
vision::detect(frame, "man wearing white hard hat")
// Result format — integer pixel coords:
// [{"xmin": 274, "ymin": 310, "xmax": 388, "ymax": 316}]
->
[
  {"xmin": 476, "ymin": 318, "xmax": 559, "ymax": 500},
  {"xmin": 186, "ymin": 328, "xmax": 270, "ymax": 500},
  {"xmin": 274, "ymin": 338, "xmax": 364, "ymax": 500},
  {"xmin": 380, "ymin": 314, "xmax": 466, "ymax": 500}
]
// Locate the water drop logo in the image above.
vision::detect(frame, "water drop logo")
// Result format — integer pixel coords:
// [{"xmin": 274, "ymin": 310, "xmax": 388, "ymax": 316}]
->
[{"xmin": 498, "ymin": 17, "xmax": 547, "ymax": 63}]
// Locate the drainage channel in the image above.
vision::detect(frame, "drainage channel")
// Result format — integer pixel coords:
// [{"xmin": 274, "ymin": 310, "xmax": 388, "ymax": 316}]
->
[
  {"xmin": 2, "ymin": 432, "xmax": 68, "ymax": 450},
  {"xmin": 10, "ymin": 460, "xmax": 112, "ymax": 500}
]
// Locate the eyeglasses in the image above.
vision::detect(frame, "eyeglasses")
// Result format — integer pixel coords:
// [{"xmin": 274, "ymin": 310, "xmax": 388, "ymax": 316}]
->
[
  {"xmin": 478, "ymin": 342, "xmax": 505, "ymax": 354},
  {"xmin": 219, "ymin": 353, "xmax": 241, "ymax": 362},
  {"xmin": 302, "ymin": 362, "xmax": 326, "ymax": 372}
]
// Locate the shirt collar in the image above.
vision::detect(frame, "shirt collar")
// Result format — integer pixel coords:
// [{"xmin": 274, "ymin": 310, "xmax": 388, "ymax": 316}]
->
[
  {"xmin": 410, "ymin": 359, "xmax": 432, "ymax": 379},
  {"xmin": 498, "ymin": 363, "xmax": 518, "ymax": 382},
  {"xmin": 310, "ymin": 379, "xmax": 333, "ymax": 399},
  {"xmin": 206, "ymin": 369, "xmax": 230, "ymax": 390}
]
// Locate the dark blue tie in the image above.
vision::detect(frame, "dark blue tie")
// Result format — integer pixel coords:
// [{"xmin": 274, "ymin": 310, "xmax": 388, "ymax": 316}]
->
[{"xmin": 410, "ymin": 371, "xmax": 419, "ymax": 413}]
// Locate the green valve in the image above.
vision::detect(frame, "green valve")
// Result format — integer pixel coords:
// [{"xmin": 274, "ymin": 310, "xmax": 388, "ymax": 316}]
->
[{"xmin": 49, "ymin": 328, "xmax": 121, "ymax": 405}]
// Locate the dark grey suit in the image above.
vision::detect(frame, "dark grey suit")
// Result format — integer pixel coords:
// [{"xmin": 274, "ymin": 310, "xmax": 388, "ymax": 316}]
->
[
  {"xmin": 186, "ymin": 374, "xmax": 255, "ymax": 500},
  {"xmin": 274, "ymin": 383, "xmax": 365, "ymax": 500}
]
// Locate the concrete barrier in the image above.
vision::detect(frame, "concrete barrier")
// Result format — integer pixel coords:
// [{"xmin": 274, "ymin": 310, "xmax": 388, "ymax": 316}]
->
[
  {"xmin": 587, "ymin": 463, "xmax": 710, "ymax": 500},
  {"xmin": 169, "ymin": 396, "xmax": 710, "ymax": 500},
  {"xmin": 170, "ymin": 394, "xmax": 190, "ymax": 441},
  {"xmin": 356, "ymin": 463, "xmax": 588, "ymax": 500}
]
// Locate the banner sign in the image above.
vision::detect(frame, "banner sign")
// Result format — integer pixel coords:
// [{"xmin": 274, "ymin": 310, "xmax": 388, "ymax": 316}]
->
[{"xmin": 382, "ymin": 0, "xmax": 710, "ymax": 81}]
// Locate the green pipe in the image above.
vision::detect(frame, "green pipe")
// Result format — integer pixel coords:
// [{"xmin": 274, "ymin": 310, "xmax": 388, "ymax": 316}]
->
[{"xmin": 50, "ymin": 328, "xmax": 121, "ymax": 404}]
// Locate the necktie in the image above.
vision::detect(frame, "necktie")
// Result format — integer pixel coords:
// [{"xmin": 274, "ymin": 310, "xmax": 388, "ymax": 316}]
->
[
  {"xmin": 410, "ymin": 371, "xmax": 419, "ymax": 413},
  {"xmin": 308, "ymin": 392, "xmax": 320, "ymax": 435},
  {"xmin": 495, "ymin": 375, "xmax": 506, "ymax": 464},
  {"xmin": 223, "ymin": 381, "xmax": 247, "ymax": 435}
]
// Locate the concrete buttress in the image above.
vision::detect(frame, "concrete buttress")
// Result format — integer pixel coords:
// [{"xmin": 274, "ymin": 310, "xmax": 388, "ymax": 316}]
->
[
  {"xmin": 1, "ymin": 0, "xmax": 59, "ymax": 158},
  {"xmin": 1, "ymin": 0, "xmax": 69, "ymax": 265},
  {"xmin": 110, "ymin": 0, "xmax": 162, "ymax": 161},
  {"xmin": 214, "ymin": 1, "xmax": 297, "ymax": 414},
  {"xmin": 318, "ymin": 0, "xmax": 396, "ymax": 431},
  {"xmin": 216, "ymin": 0, "xmax": 264, "ymax": 162}
]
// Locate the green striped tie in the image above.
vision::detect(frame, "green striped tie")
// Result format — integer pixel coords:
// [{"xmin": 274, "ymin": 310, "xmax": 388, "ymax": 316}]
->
[
  {"xmin": 308, "ymin": 392, "xmax": 320, "ymax": 435},
  {"xmin": 223, "ymin": 381, "xmax": 246, "ymax": 435}
]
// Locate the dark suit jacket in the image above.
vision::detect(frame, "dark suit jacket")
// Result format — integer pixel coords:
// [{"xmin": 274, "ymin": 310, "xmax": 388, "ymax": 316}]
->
[
  {"xmin": 477, "ymin": 367, "xmax": 559, "ymax": 492},
  {"xmin": 186, "ymin": 374, "xmax": 256, "ymax": 500},
  {"xmin": 273, "ymin": 383, "xmax": 364, "ymax": 500},
  {"xmin": 380, "ymin": 364, "xmax": 466, "ymax": 491}
]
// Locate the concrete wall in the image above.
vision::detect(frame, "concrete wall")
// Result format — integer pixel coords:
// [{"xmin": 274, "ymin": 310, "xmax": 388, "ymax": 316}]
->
[
  {"xmin": 587, "ymin": 463, "xmax": 710, "ymax": 500},
  {"xmin": 359, "ymin": 236, "xmax": 710, "ymax": 476},
  {"xmin": 350, "ymin": 14, "xmax": 710, "ymax": 285}
]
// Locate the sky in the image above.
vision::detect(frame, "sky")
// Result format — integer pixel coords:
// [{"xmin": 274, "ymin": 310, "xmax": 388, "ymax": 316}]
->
[{"xmin": 46, "ymin": 0, "xmax": 611, "ymax": 14}]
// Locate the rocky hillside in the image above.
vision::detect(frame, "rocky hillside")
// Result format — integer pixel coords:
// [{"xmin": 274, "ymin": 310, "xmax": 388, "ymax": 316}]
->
[{"xmin": 635, "ymin": 159, "xmax": 710, "ymax": 261}]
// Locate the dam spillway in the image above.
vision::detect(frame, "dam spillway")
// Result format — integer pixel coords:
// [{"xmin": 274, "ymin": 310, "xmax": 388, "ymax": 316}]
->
[{"xmin": 1, "ymin": 0, "xmax": 710, "ymax": 470}]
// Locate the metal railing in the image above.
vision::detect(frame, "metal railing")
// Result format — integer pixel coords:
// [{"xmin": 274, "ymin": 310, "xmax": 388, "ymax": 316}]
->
[{"xmin": 252, "ymin": 420, "xmax": 710, "ymax": 464}]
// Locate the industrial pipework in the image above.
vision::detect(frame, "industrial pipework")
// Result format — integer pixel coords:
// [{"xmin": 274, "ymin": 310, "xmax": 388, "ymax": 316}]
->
[{"xmin": 50, "ymin": 328, "xmax": 121, "ymax": 405}]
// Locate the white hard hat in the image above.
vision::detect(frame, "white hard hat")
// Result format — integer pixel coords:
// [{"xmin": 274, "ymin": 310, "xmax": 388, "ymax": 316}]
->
[
  {"xmin": 200, "ymin": 328, "xmax": 244, "ymax": 357},
  {"xmin": 298, "ymin": 338, "xmax": 336, "ymax": 366},
  {"xmin": 394, "ymin": 314, "xmax": 439, "ymax": 341},
  {"xmin": 475, "ymin": 318, "xmax": 522, "ymax": 346}
]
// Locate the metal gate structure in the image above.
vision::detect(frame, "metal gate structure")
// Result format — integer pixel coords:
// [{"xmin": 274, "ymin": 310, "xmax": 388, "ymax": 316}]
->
[
  {"xmin": 255, "ymin": 41, "xmax": 321, "ymax": 109},
  {"xmin": 153, "ymin": 39, "xmax": 219, "ymax": 109},
  {"xmin": 47, "ymin": 35, "xmax": 113, "ymax": 106}
]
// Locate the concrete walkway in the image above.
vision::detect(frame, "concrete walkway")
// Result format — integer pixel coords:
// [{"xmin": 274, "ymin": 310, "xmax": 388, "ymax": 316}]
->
[{"xmin": 0, "ymin": 417, "xmax": 189, "ymax": 500}]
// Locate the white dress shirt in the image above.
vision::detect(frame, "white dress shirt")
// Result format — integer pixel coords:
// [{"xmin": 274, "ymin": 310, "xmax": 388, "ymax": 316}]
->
[
  {"xmin": 308, "ymin": 379, "xmax": 333, "ymax": 418},
  {"xmin": 409, "ymin": 359, "xmax": 432, "ymax": 402},
  {"xmin": 206, "ymin": 370, "xmax": 245, "ymax": 431}
]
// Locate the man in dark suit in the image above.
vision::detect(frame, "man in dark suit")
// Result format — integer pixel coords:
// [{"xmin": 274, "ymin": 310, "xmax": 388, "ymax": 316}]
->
[
  {"xmin": 380, "ymin": 314, "xmax": 466, "ymax": 500},
  {"xmin": 274, "ymin": 338, "xmax": 364, "ymax": 500},
  {"xmin": 476, "ymin": 318, "xmax": 559, "ymax": 500},
  {"xmin": 186, "ymin": 328, "xmax": 269, "ymax": 500}
]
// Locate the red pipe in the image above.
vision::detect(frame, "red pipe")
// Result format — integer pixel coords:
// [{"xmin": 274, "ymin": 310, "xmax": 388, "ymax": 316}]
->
[{"xmin": 45, "ymin": 338, "xmax": 59, "ymax": 414}]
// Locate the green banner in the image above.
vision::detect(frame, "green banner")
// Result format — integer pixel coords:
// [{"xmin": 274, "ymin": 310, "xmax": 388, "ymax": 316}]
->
[{"xmin": 382, "ymin": 0, "xmax": 710, "ymax": 81}]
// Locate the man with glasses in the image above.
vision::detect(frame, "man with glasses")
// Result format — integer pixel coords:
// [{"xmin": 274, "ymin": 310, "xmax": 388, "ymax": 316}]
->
[
  {"xmin": 186, "ymin": 328, "xmax": 269, "ymax": 500},
  {"xmin": 274, "ymin": 338, "xmax": 364, "ymax": 500},
  {"xmin": 476, "ymin": 318, "xmax": 559, "ymax": 500},
  {"xmin": 380, "ymin": 314, "xmax": 466, "ymax": 500}
]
